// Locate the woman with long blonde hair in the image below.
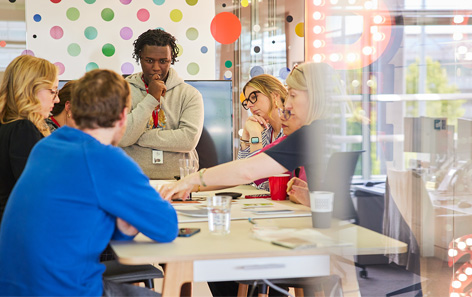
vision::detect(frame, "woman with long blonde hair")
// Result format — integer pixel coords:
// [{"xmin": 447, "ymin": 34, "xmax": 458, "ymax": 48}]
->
[{"xmin": 0, "ymin": 54, "xmax": 59, "ymax": 223}]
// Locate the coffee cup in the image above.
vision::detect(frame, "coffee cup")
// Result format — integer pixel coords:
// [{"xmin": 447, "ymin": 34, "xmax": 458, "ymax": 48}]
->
[
  {"xmin": 268, "ymin": 174, "xmax": 291, "ymax": 200},
  {"xmin": 310, "ymin": 191, "xmax": 334, "ymax": 228}
]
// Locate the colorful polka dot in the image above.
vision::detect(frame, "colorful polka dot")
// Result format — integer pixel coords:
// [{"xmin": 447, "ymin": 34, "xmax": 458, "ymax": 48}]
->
[
  {"xmin": 153, "ymin": 0, "xmax": 165, "ymax": 4},
  {"xmin": 32, "ymin": 34, "xmax": 37, "ymax": 38},
  {"xmin": 84, "ymin": 26, "xmax": 98, "ymax": 40},
  {"xmin": 210, "ymin": 12, "xmax": 241, "ymax": 44},
  {"xmin": 225, "ymin": 60, "xmax": 232, "ymax": 68},
  {"xmin": 120, "ymin": 0, "xmax": 132, "ymax": 4},
  {"xmin": 54, "ymin": 62, "xmax": 65, "ymax": 75},
  {"xmin": 121, "ymin": 62, "xmax": 134, "ymax": 74},
  {"xmin": 21, "ymin": 50, "xmax": 35, "ymax": 56},
  {"xmin": 254, "ymin": 46, "xmax": 260, "ymax": 53},
  {"xmin": 176, "ymin": 44, "xmax": 183, "ymax": 57},
  {"xmin": 186, "ymin": 28, "xmax": 198, "ymax": 40},
  {"xmin": 102, "ymin": 43, "xmax": 115, "ymax": 57},
  {"xmin": 186, "ymin": 0, "xmax": 198, "ymax": 5},
  {"xmin": 66, "ymin": 7, "xmax": 80, "ymax": 21},
  {"xmin": 187, "ymin": 62, "xmax": 199, "ymax": 75},
  {"xmin": 67, "ymin": 43, "xmax": 81, "ymax": 56},
  {"xmin": 170, "ymin": 9, "xmax": 183, "ymax": 22},
  {"xmin": 295, "ymin": 22, "xmax": 304, "ymax": 37},
  {"xmin": 33, "ymin": 14, "xmax": 41, "ymax": 22},
  {"xmin": 101, "ymin": 8, "xmax": 114, "ymax": 22},
  {"xmin": 86, "ymin": 62, "xmax": 99, "ymax": 72},
  {"xmin": 155, "ymin": 27, "xmax": 165, "ymax": 31},
  {"xmin": 241, "ymin": 0, "xmax": 249, "ymax": 7},
  {"xmin": 224, "ymin": 71, "xmax": 232, "ymax": 80},
  {"xmin": 120, "ymin": 27, "xmax": 133, "ymax": 40},
  {"xmin": 253, "ymin": 25, "xmax": 261, "ymax": 32},
  {"xmin": 279, "ymin": 67, "xmax": 290, "ymax": 79},
  {"xmin": 200, "ymin": 46, "xmax": 208, "ymax": 53},
  {"xmin": 0, "ymin": 41, "xmax": 6, "ymax": 47},
  {"xmin": 9, "ymin": 0, "xmax": 16, "ymax": 2},
  {"xmin": 84, "ymin": 0, "xmax": 96, "ymax": 4},
  {"xmin": 50, "ymin": 26, "xmax": 64, "ymax": 39},
  {"xmin": 137, "ymin": 9, "xmax": 150, "ymax": 22},
  {"xmin": 286, "ymin": 15, "xmax": 293, "ymax": 22},
  {"xmin": 250, "ymin": 66, "xmax": 264, "ymax": 77},
  {"xmin": 50, "ymin": 0, "xmax": 61, "ymax": 3}
]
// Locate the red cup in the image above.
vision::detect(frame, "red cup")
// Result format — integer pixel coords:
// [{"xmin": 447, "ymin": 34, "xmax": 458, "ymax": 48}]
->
[{"xmin": 268, "ymin": 174, "xmax": 291, "ymax": 200}]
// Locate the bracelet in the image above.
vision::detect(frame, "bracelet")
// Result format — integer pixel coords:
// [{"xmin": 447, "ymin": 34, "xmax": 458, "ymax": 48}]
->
[
  {"xmin": 196, "ymin": 184, "xmax": 201, "ymax": 192},
  {"xmin": 240, "ymin": 137, "xmax": 250, "ymax": 144},
  {"xmin": 199, "ymin": 168, "xmax": 207, "ymax": 187}
]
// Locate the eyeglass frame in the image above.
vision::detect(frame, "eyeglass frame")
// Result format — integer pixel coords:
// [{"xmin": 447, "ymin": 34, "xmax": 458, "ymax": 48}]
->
[
  {"xmin": 48, "ymin": 88, "xmax": 59, "ymax": 99},
  {"xmin": 241, "ymin": 90, "xmax": 261, "ymax": 110},
  {"xmin": 278, "ymin": 107, "xmax": 292, "ymax": 121}
]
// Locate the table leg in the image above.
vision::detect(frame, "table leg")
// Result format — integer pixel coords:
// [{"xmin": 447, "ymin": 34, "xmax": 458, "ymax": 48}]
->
[{"xmin": 162, "ymin": 261, "xmax": 194, "ymax": 297}]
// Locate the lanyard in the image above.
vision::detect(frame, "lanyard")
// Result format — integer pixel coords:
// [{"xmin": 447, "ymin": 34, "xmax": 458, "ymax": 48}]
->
[{"xmin": 50, "ymin": 116, "xmax": 60, "ymax": 127}]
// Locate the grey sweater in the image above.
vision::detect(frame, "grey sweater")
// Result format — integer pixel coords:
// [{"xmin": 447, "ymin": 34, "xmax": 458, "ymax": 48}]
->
[{"xmin": 119, "ymin": 68, "xmax": 204, "ymax": 179}]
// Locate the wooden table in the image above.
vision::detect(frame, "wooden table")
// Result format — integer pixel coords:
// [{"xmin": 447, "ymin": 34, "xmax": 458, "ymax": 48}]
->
[{"xmin": 111, "ymin": 216, "xmax": 407, "ymax": 297}]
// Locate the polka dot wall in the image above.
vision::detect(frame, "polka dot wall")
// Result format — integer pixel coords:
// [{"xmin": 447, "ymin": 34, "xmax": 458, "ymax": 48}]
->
[{"xmin": 25, "ymin": 0, "xmax": 218, "ymax": 79}]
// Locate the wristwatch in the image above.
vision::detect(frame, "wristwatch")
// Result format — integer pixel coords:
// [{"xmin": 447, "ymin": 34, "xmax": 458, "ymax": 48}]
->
[{"xmin": 250, "ymin": 137, "xmax": 260, "ymax": 144}]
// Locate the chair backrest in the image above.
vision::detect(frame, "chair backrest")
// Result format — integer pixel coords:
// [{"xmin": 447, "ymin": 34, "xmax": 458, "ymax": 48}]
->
[{"xmin": 321, "ymin": 151, "xmax": 364, "ymax": 222}]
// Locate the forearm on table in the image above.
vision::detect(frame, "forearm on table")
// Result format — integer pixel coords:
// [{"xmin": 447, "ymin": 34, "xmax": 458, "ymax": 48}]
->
[{"xmin": 196, "ymin": 153, "xmax": 287, "ymax": 187}]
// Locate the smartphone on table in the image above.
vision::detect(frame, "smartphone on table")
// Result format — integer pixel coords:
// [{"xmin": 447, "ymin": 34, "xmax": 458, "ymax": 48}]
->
[{"xmin": 178, "ymin": 228, "xmax": 201, "ymax": 237}]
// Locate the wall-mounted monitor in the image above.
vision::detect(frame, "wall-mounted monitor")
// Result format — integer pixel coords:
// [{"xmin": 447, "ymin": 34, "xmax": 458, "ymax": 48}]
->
[{"xmin": 185, "ymin": 80, "xmax": 233, "ymax": 168}]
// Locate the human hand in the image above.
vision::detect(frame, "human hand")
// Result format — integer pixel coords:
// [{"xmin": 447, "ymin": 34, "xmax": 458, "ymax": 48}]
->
[
  {"xmin": 116, "ymin": 218, "xmax": 139, "ymax": 236},
  {"xmin": 148, "ymin": 73, "xmax": 166, "ymax": 101},
  {"xmin": 244, "ymin": 116, "xmax": 266, "ymax": 136},
  {"xmin": 287, "ymin": 177, "xmax": 310, "ymax": 207},
  {"xmin": 159, "ymin": 174, "xmax": 197, "ymax": 201}
]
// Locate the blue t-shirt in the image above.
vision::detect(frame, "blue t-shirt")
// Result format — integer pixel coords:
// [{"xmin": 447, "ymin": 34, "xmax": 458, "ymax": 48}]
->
[{"xmin": 0, "ymin": 126, "xmax": 178, "ymax": 296}]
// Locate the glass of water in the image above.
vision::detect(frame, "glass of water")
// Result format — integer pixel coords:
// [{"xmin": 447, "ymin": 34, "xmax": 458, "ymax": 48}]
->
[
  {"xmin": 207, "ymin": 196, "xmax": 232, "ymax": 235},
  {"xmin": 179, "ymin": 158, "xmax": 198, "ymax": 179}
]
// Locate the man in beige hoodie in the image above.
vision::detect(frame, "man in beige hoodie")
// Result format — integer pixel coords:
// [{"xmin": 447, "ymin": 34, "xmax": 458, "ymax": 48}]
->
[{"xmin": 119, "ymin": 29, "xmax": 204, "ymax": 179}]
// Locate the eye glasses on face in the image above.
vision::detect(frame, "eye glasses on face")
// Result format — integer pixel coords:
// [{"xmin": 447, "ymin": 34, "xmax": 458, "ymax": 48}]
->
[
  {"xmin": 241, "ymin": 91, "xmax": 260, "ymax": 110},
  {"xmin": 278, "ymin": 108, "xmax": 292, "ymax": 120},
  {"xmin": 48, "ymin": 89, "xmax": 59, "ymax": 99}
]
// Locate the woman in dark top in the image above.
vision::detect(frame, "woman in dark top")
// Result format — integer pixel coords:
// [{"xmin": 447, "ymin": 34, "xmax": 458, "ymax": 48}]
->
[
  {"xmin": 46, "ymin": 80, "xmax": 77, "ymax": 132},
  {"xmin": 160, "ymin": 61, "xmax": 350, "ymax": 201},
  {"xmin": 0, "ymin": 55, "xmax": 59, "ymax": 223}
]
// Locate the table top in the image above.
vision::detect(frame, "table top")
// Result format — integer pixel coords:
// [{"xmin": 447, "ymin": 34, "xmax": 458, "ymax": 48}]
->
[{"xmin": 111, "ymin": 216, "xmax": 407, "ymax": 265}]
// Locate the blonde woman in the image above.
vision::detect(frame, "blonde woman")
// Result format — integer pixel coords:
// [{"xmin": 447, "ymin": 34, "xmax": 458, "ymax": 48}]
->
[
  {"xmin": 0, "ymin": 55, "xmax": 59, "ymax": 222},
  {"xmin": 238, "ymin": 74, "xmax": 287, "ymax": 158},
  {"xmin": 161, "ymin": 62, "xmax": 348, "ymax": 200}
]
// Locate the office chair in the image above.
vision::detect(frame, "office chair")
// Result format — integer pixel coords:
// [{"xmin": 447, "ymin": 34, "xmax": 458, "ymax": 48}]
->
[
  {"xmin": 100, "ymin": 245, "xmax": 163, "ymax": 289},
  {"xmin": 237, "ymin": 150, "xmax": 364, "ymax": 296},
  {"xmin": 102, "ymin": 260, "xmax": 163, "ymax": 289}
]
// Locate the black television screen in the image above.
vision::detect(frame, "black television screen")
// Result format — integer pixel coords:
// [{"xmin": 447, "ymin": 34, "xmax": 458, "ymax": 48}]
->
[{"xmin": 185, "ymin": 80, "xmax": 233, "ymax": 168}]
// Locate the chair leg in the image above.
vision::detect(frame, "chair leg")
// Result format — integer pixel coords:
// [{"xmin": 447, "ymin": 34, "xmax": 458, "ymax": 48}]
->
[
  {"xmin": 258, "ymin": 283, "xmax": 269, "ymax": 297},
  {"xmin": 237, "ymin": 283, "xmax": 249, "ymax": 297},
  {"xmin": 143, "ymin": 279, "xmax": 154, "ymax": 289}
]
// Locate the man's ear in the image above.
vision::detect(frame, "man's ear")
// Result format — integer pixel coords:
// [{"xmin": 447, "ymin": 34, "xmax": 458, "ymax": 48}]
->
[{"xmin": 118, "ymin": 107, "xmax": 128, "ymax": 127}]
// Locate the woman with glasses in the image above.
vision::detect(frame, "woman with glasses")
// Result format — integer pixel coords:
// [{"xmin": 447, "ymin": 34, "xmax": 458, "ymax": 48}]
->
[
  {"xmin": 238, "ymin": 74, "xmax": 286, "ymax": 158},
  {"xmin": 0, "ymin": 55, "xmax": 59, "ymax": 223},
  {"xmin": 46, "ymin": 80, "xmax": 77, "ymax": 132},
  {"xmin": 161, "ymin": 61, "xmax": 348, "ymax": 202}
]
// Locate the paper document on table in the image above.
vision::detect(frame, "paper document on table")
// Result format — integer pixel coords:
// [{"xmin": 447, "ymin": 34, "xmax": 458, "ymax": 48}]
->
[
  {"xmin": 240, "ymin": 199, "xmax": 296, "ymax": 215},
  {"xmin": 252, "ymin": 227, "xmax": 351, "ymax": 250}
]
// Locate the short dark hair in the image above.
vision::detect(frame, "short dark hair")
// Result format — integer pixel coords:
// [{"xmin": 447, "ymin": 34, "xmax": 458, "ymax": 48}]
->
[
  {"xmin": 71, "ymin": 69, "xmax": 130, "ymax": 130},
  {"xmin": 132, "ymin": 29, "xmax": 179, "ymax": 65}
]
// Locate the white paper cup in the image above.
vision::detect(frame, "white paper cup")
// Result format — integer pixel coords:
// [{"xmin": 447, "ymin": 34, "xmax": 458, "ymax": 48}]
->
[
  {"xmin": 310, "ymin": 191, "xmax": 334, "ymax": 229},
  {"xmin": 207, "ymin": 196, "xmax": 232, "ymax": 235}
]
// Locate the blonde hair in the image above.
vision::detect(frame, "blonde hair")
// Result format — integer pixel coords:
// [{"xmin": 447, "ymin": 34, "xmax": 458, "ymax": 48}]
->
[
  {"xmin": 285, "ymin": 62, "xmax": 351, "ymax": 125},
  {"xmin": 0, "ymin": 55, "xmax": 58, "ymax": 136},
  {"xmin": 242, "ymin": 74, "xmax": 288, "ymax": 120}
]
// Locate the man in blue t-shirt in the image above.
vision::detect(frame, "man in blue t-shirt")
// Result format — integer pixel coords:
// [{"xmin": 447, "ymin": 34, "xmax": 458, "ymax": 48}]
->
[{"xmin": 0, "ymin": 69, "xmax": 178, "ymax": 296}]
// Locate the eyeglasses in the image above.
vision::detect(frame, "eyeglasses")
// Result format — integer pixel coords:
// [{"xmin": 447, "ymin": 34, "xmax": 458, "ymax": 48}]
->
[
  {"xmin": 241, "ymin": 91, "xmax": 260, "ymax": 110},
  {"xmin": 48, "ymin": 88, "xmax": 59, "ymax": 99},
  {"xmin": 278, "ymin": 108, "xmax": 292, "ymax": 120},
  {"xmin": 289, "ymin": 64, "xmax": 303, "ymax": 77}
]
